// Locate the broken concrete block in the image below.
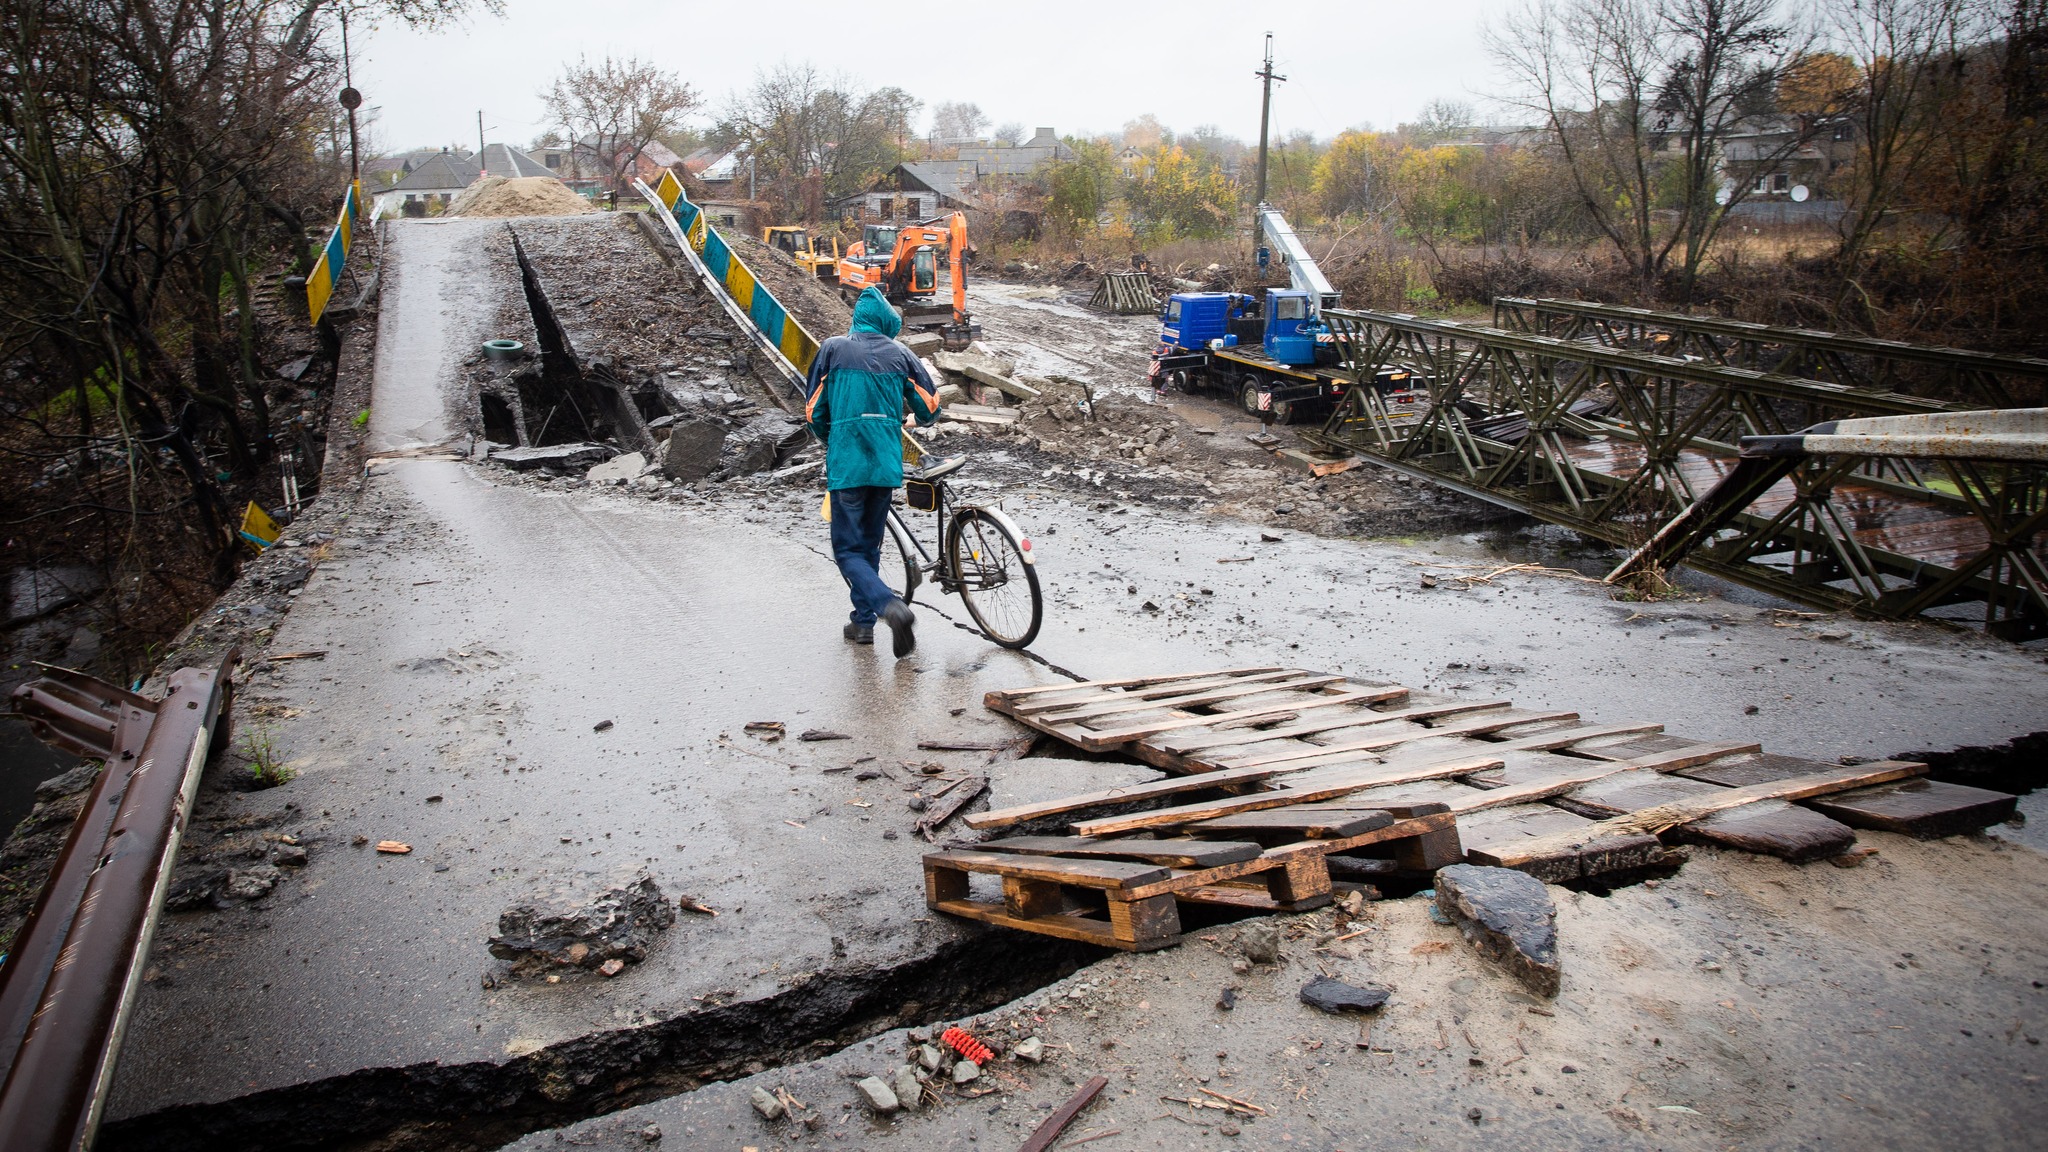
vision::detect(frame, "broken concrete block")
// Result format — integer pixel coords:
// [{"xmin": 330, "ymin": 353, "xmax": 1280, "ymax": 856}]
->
[
  {"xmin": 722, "ymin": 411, "xmax": 804, "ymax": 475},
  {"xmin": 224, "ymin": 864, "xmax": 281, "ymax": 901},
  {"xmin": 902, "ymin": 331, "xmax": 945, "ymax": 356},
  {"xmin": 749, "ymin": 1086, "xmax": 784, "ymax": 1121},
  {"xmin": 660, "ymin": 418, "xmax": 727, "ymax": 481},
  {"xmin": 493, "ymin": 443, "xmax": 609, "ymax": 471},
  {"xmin": 1012, "ymin": 1036, "xmax": 1044, "ymax": 1063},
  {"xmin": 587, "ymin": 451, "xmax": 646, "ymax": 484},
  {"xmin": 893, "ymin": 1064, "xmax": 922, "ymax": 1111},
  {"xmin": 952, "ymin": 1059, "xmax": 980, "ymax": 1084},
  {"xmin": 1237, "ymin": 921, "xmax": 1282, "ymax": 964},
  {"xmin": 1298, "ymin": 976, "xmax": 1390, "ymax": 1014},
  {"xmin": 1434, "ymin": 863, "xmax": 1561, "ymax": 997},
  {"xmin": 917, "ymin": 1043, "xmax": 945, "ymax": 1073},
  {"xmin": 488, "ymin": 874, "xmax": 676, "ymax": 976},
  {"xmin": 855, "ymin": 1075, "xmax": 900, "ymax": 1115}
]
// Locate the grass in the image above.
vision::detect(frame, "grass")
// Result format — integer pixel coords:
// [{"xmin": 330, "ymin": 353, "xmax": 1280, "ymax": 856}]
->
[
  {"xmin": 352, "ymin": 408, "xmax": 370, "ymax": 428},
  {"xmin": 242, "ymin": 725, "xmax": 295, "ymax": 788}
]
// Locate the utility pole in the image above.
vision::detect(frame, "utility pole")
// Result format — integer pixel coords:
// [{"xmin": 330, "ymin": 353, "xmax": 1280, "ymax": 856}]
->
[
  {"xmin": 338, "ymin": 9, "xmax": 360, "ymax": 183},
  {"xmin": 477, "ymin": 110, "xmax": 487, "ymax": 174},
  {"xmin": 1254, "ymin": 32, "xmax": 1285, "ymax": 207}
]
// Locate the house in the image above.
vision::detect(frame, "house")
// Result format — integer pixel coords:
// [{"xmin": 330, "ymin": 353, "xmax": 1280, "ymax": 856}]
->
[
  {"xmin": 476, "ymin": 142, "xmax": 556, "ymax": 179},
  {"xmin": 382, "ymin": 149, "xmax": 482, "ymax": 216},
  {"xmin": 531, "ymin": 135, "xmax": 687, "ymax": 192},
  {"xmin": 832, "ymin": 127, "xmax": 1076, "ymax": 223},
  {"xmin": 1116, "ymin": 146, "xmax": 1150, "ymax": 180},
  {"xmin": 362, "ymin": 147, "xmax": 472, "ymax": 192},
  {"xmin": 831, "ymin": 163, "xmax": 978, "ymax": 223}
]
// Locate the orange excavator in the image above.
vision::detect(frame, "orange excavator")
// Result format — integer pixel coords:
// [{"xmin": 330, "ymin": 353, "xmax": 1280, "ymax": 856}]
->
[{"xmin": 835, "ymin": 212, "xmax": 980, "ymax": 350}]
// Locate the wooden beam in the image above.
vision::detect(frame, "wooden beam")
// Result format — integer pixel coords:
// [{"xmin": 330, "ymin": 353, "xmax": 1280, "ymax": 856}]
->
[
  {"xmin": 1200, "ymin": 709, "xmax": 1588, "ymax": 771},
  {"xmin": 1470, "ymin": 760, "xmax": 1927, "ymax": 868},
  {"xmin": 1010, "ymin": 668, "xmax": 1314, "ymax": 716},
  {"xmin": 1441, "ymin": 741, "xmax": 1761, "ymax": 814},
  {"xmin": 1072, "ymin": 754, "xmax": 1504, "ymax": 837},
  {"xmin": 1071, "ymin": 686, "xmax": 1408, "ymax": 750},
  {"xmin": 987, "ymin": 667, "xmax": 1284, "ymax": 705},
  {"xmin": 1142, "ymin": 698, "xmax": 1511, "ymax": 758}
]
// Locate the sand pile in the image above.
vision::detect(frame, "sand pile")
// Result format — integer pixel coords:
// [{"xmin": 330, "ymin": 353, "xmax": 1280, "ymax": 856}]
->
[{"xmin": 448, "ymin": 177, "xmax": 595, "ymax": 218}]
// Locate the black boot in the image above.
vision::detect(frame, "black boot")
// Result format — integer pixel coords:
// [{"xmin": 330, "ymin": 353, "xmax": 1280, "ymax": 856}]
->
[
  {"xmin": 843, "ymin": 621, "xmax": 874, "ymax": 645},
  {"xmin": 881, "ymin": 599, "xmax": 916, "ymax": 658}
]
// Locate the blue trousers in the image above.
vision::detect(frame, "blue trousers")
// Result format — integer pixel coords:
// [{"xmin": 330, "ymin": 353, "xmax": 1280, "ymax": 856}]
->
[{"xmin": 830, "ymin": 486, "xmax": 897, "ymax": 625}]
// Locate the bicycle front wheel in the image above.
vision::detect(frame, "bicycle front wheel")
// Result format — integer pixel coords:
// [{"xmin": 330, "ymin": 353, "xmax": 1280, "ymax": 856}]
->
[
  {"xmin": 881, "ymin": 508, "xmax": 922, "ymax": 605},
  {"xmin": 947, "ymin": 508, "xmax": 1043, "ymax": 649}
]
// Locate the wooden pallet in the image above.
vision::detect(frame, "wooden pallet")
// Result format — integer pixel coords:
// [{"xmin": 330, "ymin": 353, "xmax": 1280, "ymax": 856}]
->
[
  {"xmin": 934, "ymin": 669, "xmax": 2019, "ymax": 949},
  {"xmin": 924, "ymin": 808, "xmax": 1457, "ymax": 950}
]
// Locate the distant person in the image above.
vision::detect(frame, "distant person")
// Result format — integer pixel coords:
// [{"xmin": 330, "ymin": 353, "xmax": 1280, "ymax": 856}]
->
[{"xmin": 804, "ymin": 287, "xmax": 941, "ymax": 656}]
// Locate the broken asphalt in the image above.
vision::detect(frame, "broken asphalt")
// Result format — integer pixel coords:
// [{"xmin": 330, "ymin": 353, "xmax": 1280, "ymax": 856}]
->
[{"xmin": 102, "ymin": 214, "xmax": 2048, "ymax": 1149}]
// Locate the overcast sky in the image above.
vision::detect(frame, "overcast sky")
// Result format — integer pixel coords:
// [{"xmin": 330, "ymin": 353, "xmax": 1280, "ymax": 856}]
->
[{"xmin": 355, "ymin": 0, "xmax": 1517, "ymax": 155}]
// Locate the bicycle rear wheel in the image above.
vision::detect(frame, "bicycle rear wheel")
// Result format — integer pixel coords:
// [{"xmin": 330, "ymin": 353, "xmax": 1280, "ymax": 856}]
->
[
  {"xmin": 947, "ymin": 508, "xmax": 1042, "ymax": 649},
  {"xmin": 880, "ymin": 508, "xmax": 922, "ymax": 605}
]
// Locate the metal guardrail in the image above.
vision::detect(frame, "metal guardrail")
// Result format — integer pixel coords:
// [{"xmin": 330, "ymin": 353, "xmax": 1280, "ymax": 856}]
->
[
  {"xmin": 1306, "ymin": 308, "xmax": 2048, "ymax": 639},
  {"xmin": 1492, "ymin": 296, "xmax": 2048, "ymax": 409},
  {"xmin": 0, "ymin": 652, "xmax": 235, "ymax": 1151}
]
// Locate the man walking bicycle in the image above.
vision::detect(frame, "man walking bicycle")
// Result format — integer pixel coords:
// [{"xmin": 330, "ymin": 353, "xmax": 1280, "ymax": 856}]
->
[{"xmin": 805, "ymin": 287, "xmax": 942, "ymax": 657}]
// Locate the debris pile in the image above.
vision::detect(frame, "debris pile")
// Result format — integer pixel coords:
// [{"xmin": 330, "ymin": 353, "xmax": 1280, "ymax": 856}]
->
[
  {"xmin": 488, "ymin": 874, "xmax": 677, "ymax": 979},
  {"xmin": 447, "ymin": 177, "xmax": 596, "ymax": 218}
]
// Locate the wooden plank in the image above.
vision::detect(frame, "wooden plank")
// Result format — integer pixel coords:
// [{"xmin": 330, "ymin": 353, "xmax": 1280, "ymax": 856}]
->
[
  {"xmin": 1011, "ymin": 668, "xmax": 1319, "ymax": 717},
  {"xmin": 1171, "ymin": 884, "xmax": 1329, "ymax": 912},
  {"xmin": 921, "ymin": 850, "xmax": 1170, "ymax": 890},
  {"xmin": 1106, "ymin": 893, "xmax": 1182, "ymax": 942},
  {"xmin": 977, "ymin": 835, "xmax": 1262, "ymax": 868},
  {"xmin": 964, "ymin": 764, "xmax": 1290, "ymax": 831},
  {"xmin": 1143, "ymin": 697, "xmax": 1509, "ymax": 757},
  {"xmin": 1183, "ymin": 809, "xmax": 1394, "ymax": 839},
  {"xmin": 1458, "ymin": 805, "xmax": 1672, "ymax": 883},
  {"xmin": 986, "ymin": 667, "xmax": 1283, "ymax": 706},
  {"xmin": 929, "ymin": 898, "xmax": 1174, "ymax": 951},
  {"xmin": 1445, "ymin": 742, "xmax": 1763, "ymax": 813},
  {"xmin": 1201, "ymin": 709, "xmax": 1589, "ymax": 771},
  {"xmin": 1804, "ymin": 778, "xmax": 2019, "ymax": 839},
  {"xmin": 1557, "ymin": 772, "xmax": 1857, "ymax": 862},
  {"xmin": 1019, "ymin": 1076, "xmax": 1109, "ymax": 1152},
  {"xmin": 1037, "ymin": 674, "xmax": 1348, "ymax": 725},
  {"xmin": 1003, "ymin": 875, "xmax": 1066, "ymax": 919},
  {"xmin": 1068, "ymin": 686, "xmax": 1409, "ymax": 751},
  {"xmin": 1073, "ymin": 759, "xmax": 1499, "ymax": 838},
  {"xmin": 1116, "ymin": 811, "xmax": 1460, "ymax": 900},
  {"xmin": 1473, "ymin": 761, "xmax": 1927, "ymax": 867}
]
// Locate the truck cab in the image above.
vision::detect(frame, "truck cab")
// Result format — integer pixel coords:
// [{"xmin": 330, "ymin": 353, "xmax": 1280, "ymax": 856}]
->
[{"xmin": 1262, "ymin": 289, "xmax": 1317, "ymax": 366}]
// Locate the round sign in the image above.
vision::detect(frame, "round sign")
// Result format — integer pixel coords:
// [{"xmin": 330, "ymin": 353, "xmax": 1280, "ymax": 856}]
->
[
  {"xmin": 338, "ymin": 87, "xmax": 362, "ymax": 110},
  {"xmin": 1790, "ymin": 184, "xmax": 1810, "ymax": 203}
]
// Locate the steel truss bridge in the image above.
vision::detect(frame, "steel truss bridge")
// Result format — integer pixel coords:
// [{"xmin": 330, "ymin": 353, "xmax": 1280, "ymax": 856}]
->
[{"xmin": 1303, "ymin": 303, "xmax": 2048, "ymax": 640}]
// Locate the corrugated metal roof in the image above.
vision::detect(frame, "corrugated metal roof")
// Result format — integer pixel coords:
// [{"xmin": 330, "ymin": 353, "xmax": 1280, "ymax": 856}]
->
[
  {"xmin": 390, "ymin": 151, "xmax": 482, "ymax": 192},
  {"xmin": 478, "ymin": 143, "xmax": 555, "ymax": 179}
]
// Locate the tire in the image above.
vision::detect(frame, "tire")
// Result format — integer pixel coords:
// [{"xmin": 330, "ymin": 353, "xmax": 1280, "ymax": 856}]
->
[
  {"xmin": 1270, "ymin": 398, "xmax": 1296, "ymax": 425},
  {"xmin": 880, "ymin": 509, "xmax": 922, "ymax": 605},
  {"xmin": 947, "ymin": 508, "xmax": 1043, "ymax": 649},
  {"xmin": 1239, "ymin": 379, "xmax": 1265, "ymax": 416},
  {"xmin": 1166, "ymin": 368, "xmax": 1200, "ymax": 395}
]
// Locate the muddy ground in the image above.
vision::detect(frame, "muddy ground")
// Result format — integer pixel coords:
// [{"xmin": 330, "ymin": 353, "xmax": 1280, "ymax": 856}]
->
[{"xmin": 47, "ymin": 211, "xmax": 2048, "ymax": 1152}]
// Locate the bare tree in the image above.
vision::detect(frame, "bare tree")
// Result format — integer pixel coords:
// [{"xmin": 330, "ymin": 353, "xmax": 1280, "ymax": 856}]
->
[
  {"xmin": 991, "ymin": 121, "xmax": 1025, "ymax": 146},
  {"xmin": 543, "ymin": 55, "xmax": 699, "ymax": 191},
  {"xmin": 722, "ymin": 65, "xmax": 916, "ymax": 218},
  {"xmin": 930, "ymin": 101, "xmax": 989, "ymax": 143},
  {"xmin": 1821, "ymin": 0, "xmax": 1969, "ymax": 293},
  {"xmin": 1489, "ymin": 0, "xmax": 1819, "ymax": 301}
]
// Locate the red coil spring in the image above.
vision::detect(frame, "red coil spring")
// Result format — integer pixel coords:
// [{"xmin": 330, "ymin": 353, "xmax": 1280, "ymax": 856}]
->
[{"xmin": 940, "ymin": 1026, "xmax": 993, "ymax": 1065}]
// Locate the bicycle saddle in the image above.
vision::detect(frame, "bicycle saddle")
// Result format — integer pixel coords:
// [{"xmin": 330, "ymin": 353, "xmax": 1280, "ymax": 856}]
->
[{"xmin": 913, "ymin": 454, "xmax": 966, "ymax": 481}]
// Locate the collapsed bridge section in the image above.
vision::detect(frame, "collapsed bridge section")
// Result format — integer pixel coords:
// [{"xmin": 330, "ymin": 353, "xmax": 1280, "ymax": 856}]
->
[{"xmin": 1302, "ymin": 307, "xmax": 2048, "ymax": 639}]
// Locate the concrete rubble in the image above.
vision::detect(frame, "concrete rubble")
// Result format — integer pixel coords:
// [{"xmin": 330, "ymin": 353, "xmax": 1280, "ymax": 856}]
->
[
  {"xmin": 1433, "ymin": 863, "xmax": 1563, "ymax": 997},
  {"xmin": 487, "ymin": 873, "xmax": 677, "ymax": 978}
]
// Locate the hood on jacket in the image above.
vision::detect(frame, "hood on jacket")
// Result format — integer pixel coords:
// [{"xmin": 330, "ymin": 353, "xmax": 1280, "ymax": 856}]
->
[{"xmin": 850, "ymin": 286, "xmax": 902, "ymax": 339}]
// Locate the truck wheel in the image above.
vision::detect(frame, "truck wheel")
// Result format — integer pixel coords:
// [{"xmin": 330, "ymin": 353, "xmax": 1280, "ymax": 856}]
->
[
  {"xmin": 1239, "ymin": 380, "xmax": 1264, "ymax": 416},
  {"xmin": 1166, "ymin": 368, "xmax": 1199, "ymax": 394},
  {"xmin": 1270, "ymin": 398, "xmax": 1296, "ymax": 425}
]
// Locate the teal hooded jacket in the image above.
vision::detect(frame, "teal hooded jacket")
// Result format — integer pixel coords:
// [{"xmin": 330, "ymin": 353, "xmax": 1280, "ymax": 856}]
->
[{"xmin": 804, "ymin": 287, "xmax": 941, "ymax": 491}]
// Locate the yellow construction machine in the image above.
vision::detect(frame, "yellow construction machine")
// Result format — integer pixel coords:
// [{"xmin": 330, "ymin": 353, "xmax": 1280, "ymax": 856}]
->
[{"xmin": 762, "ymin": 226, "xmax": 840, "ymax": 281}]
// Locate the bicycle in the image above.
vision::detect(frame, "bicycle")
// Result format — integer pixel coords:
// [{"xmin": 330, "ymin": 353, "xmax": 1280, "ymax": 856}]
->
[{"xmin": 877, "ymin": 454, "xmax": 1044, "ymax": 649}]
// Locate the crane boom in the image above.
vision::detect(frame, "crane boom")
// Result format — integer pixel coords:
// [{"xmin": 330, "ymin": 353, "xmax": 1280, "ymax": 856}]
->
[{"xmin": 1256, "ymin": 204, "xmax": 1338, "ymax": 315}]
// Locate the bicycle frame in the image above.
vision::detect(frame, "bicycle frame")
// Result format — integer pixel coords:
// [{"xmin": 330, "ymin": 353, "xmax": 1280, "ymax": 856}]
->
[{"xmin": 884, "ymin": 474, "xmax": 1035, "ymax": 603}]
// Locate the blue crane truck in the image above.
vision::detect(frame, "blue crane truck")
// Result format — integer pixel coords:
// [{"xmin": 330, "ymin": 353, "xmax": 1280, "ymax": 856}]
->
[{"xmin": 1145, "ymin": 208, "xmax": 1419, "ymax": 423}]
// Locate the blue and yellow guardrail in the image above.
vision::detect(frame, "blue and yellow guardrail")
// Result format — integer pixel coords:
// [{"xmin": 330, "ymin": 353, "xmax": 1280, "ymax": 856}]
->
[
  {"xmin": 652, "ymin": 170, "xmax": 820, "ymax": 375},
  {"xmin": 306, "ymin": 181, "xmax": 362, "ymax": 325}
]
